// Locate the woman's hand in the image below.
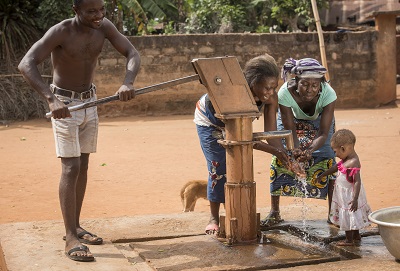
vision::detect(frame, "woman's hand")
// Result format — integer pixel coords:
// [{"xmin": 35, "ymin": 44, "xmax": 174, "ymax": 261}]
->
[
  {"xmin": 275, "ymin": 148, "xmax": 290, "ymax": 168},
  {"xmin": 253, "ymin": 142, "xmax": 291, "ymax": 169},
  {"xmin": 288, "ymin": 158, "xmax": 307, "ymax": 179},
  {"xmin": 292, "ymin": 148, "xmax": 302, "ymax": 158},
  {"xmin": 281, "ymin": 149, "xmax": 306, "ymax": 178},
  {"xmin": 292, "ymin": 148, "xmax": 312, "ymax": 162}
]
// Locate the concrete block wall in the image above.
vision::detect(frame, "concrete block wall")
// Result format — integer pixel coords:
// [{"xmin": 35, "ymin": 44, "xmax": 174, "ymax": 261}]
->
[{"xmin": 95, "ymin": 32, "xmax": 378, "ymax": 117}]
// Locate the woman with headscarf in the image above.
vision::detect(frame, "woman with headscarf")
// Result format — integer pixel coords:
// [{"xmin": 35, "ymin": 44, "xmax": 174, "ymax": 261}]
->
[
  {"xmin": 194, "ymin": 54, "xmax": 289, "ymax": 235},
  {"xmin": 261, "ymin": 58, "xmax": 337, "ymax": 227}
]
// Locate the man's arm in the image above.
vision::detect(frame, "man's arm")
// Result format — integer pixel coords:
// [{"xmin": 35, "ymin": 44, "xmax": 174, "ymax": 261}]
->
[
  {"xmin": 104, "ymin": 19, "xmax": 141, "ymax": 101},
  {"xmin": 18, "ymin": 25, "xmax": 71, "ymax": 118}
]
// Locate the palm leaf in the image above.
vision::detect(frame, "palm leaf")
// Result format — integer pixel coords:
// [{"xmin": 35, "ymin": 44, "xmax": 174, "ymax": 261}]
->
[
  {"xmin": 121, "ymin": 0, "xmax": 147, "ymax": 19},
  {"xmin": 140, "ymin": 0, "xmax": 167, "ymax": 19}
]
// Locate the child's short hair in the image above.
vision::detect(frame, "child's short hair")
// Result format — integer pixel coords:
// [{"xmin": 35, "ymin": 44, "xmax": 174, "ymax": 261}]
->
[{"xmin": 331, "ymin": 129, "xmax": 356, "ymax": 147}]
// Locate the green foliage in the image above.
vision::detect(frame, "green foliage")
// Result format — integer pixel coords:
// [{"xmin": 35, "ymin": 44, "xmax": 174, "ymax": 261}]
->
[
  {"xmin": 140, "ymin": 0, "xmax": 178, "ymax": 20},
  {"xmin": 145, "ymin": 18, "xmax": 161, "ymax": 34},
  {"xmin": 255, "ymin": 25, "xmax": 270, "ymax": 33},
  {"xmin": 185, "ymin": 0, "xmax": 247, "ymax": 33},
  {"xmin": 0, "ymin": 0, "xmax": 41, "ymax": 67},
  {"xmin": 105, "ymin": 0, "xmax": 146, "ymax": 34},
  {"xmin": 163, "ymin": 21, "xmax": 176, "ymax": 34},
  {"xmin": 37, "ymin": 0, "xmax": 73, "ymax": 31},
  {"xmin": 0, "ymin": 1, "xmax": 60, "ymax": 120},
  {"xmin": 137, "ymin": 0, "xmax": 178, "ymax": 34},
  {"xmin": 0, "ymin": 0, "xmax": 333, "ymax": 120},
  {"xmin": 249, "ymin": 0, "xmax": 275, "ymax": 31},
  {"xmin": 105, "ymin": 0, "xmax": 178, "ymax": 35},
  {"xmin": 269, "ymin": 0, "xmax": 329, "ymax": 31}
]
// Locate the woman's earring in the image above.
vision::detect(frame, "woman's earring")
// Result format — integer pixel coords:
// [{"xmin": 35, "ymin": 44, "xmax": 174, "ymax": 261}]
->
[{"xmin": 295, "ymin": 89, "xmax": 299, "ymax": 93}]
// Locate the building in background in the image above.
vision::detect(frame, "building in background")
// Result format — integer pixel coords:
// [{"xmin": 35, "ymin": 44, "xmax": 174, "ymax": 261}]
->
[{"xmin": 323, "ymin": 0, "xmax": 400, "ymax": 25}]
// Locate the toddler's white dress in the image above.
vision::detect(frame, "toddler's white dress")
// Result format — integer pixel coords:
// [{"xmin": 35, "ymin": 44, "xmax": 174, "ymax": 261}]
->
[{"xmin": 329, "ymin": 160, "xmax": 372, "ymax": 231}]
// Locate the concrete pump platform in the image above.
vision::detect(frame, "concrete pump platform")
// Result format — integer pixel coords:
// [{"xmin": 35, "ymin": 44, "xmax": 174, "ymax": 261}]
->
[{"xmin": 1, "ymin": 206, "xmax": 399, "ymax": 271}]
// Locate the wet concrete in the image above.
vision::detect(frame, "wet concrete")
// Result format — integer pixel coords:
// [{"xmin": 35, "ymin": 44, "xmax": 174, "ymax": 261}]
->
[
  {"xmin": 264, "ymin": 219, "xmax": 379, "ymax": 245},
  {"xmin": 128, "ymin": 232, "xmax": 340, "ymax": 271},
  {"xmin": 0, "ymin": 208, "xmax": 399, "ymax": 271}
]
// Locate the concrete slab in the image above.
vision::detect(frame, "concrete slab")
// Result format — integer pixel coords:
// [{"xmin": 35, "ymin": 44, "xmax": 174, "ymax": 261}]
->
[
  {"xmin": 329, "ymin": 235, "xmax": 394, "ymax": 260},
  {"xmin": 265, "ymin": 219, "xmax": 379, "ymax": 244},
  {"xmin": 129, "ymin": 232, "xmax": 340, "ymax": 271},
  {"xmin": 1, "ymin": 208, "xmax": 399, "ymax": 271},
  {"xmin": 0, "ymin": 212, "xmax": 210, "ymax": 271}
]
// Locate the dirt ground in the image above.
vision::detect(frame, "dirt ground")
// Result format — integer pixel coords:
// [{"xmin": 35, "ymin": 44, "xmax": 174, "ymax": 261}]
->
[{"xmin": 1, "ymin": 102, "xmax": 400, "ymax": 226}]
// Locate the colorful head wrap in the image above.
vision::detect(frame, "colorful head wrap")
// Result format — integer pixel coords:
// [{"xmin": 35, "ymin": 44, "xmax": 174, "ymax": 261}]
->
[{"xmin": 281, "ymin": 58, "xmax": 327, "ymax": 82}]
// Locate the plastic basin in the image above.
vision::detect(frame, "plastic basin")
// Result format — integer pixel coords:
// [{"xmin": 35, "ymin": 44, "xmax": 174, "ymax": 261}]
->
[{"xmin": 368, "ymin": 206, "xmax": 400, "ymax": 260}]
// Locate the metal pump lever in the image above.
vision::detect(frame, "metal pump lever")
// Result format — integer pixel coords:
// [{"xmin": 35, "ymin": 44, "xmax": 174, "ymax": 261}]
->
[{"xmin": 45, "ymin": 74, "xmax": 200, "ymax": 118}]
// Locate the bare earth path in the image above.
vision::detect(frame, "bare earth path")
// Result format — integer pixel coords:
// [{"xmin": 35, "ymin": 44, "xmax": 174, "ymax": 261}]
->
[{"xmin": 1, "ymin": 105, "xmax": 400, "ymax": 225}]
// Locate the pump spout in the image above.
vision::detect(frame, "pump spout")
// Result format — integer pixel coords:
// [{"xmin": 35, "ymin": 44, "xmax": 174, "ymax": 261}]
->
[{"xmin": 253, "ymin": 130, "xmax": 294, "ymax": 150}]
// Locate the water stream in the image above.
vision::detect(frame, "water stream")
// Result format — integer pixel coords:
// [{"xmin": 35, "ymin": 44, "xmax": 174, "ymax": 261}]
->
[{"xmin": 294, "ymin": 175, "xmax": 311, "ymax": 241}]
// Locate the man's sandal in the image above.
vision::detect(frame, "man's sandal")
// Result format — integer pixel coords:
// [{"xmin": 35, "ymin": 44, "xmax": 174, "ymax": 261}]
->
[
  {"xmin": 65, "ymin": 245, "xmax": 94, "ymax": 262},
  {"xmin": 63, "ymin": 230, "xmax": 103, "ymax": 245}
]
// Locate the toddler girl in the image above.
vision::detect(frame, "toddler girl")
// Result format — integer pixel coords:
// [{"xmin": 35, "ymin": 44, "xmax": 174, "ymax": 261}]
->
[{"xmin": 316, "ymin": 129, "xmax": 371, "ymax": 246}]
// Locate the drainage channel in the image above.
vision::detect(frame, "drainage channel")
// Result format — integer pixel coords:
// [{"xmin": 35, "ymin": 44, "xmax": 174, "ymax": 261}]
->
[{"xmin": 111, "ymin": 220, "xmax": 380, "ymax": 271}]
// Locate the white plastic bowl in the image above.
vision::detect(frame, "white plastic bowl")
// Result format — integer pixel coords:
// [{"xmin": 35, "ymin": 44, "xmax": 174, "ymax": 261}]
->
[{"xmin": 368, "ymin": 206, "xmax": 400, "ymax": 260}]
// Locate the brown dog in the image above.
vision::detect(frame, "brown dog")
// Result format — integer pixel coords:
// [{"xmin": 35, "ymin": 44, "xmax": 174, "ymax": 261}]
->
[{"xmin": 180, "ymin": 180, "xmax": 208, "ymax": 212}]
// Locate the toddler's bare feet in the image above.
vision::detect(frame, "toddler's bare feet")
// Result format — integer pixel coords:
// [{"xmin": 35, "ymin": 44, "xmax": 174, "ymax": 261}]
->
[
  {"xmin": 336, "ymin": 239, "xmax": 354, "ymax": 246},
  {"xmin": 205, "ymin": 218, "xmax": 219, "ymax": 235}
]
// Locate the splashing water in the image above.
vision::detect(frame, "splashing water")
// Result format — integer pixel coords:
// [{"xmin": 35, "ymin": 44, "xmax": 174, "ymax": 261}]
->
[{"xmin": 295, "ymin": 174, "xmax": 312, "ymax": 241}]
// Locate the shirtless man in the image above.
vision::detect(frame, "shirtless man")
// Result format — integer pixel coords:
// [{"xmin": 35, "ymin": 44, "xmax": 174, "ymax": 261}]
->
[{"xmin": 18, "ymin": 0, "xmax": 140, "ymax": 262}]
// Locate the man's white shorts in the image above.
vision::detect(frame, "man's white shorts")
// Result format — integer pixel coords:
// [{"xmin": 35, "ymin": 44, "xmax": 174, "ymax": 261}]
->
[{"xmin": 51, "ymin": 94, "xmax": 99, "ymax": 158}]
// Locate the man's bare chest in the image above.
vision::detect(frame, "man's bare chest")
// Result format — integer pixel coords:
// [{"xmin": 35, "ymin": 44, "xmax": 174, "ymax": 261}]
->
[{"xmin": 60, "ymin": 36, "xmax": 105, "ymax": 60}]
